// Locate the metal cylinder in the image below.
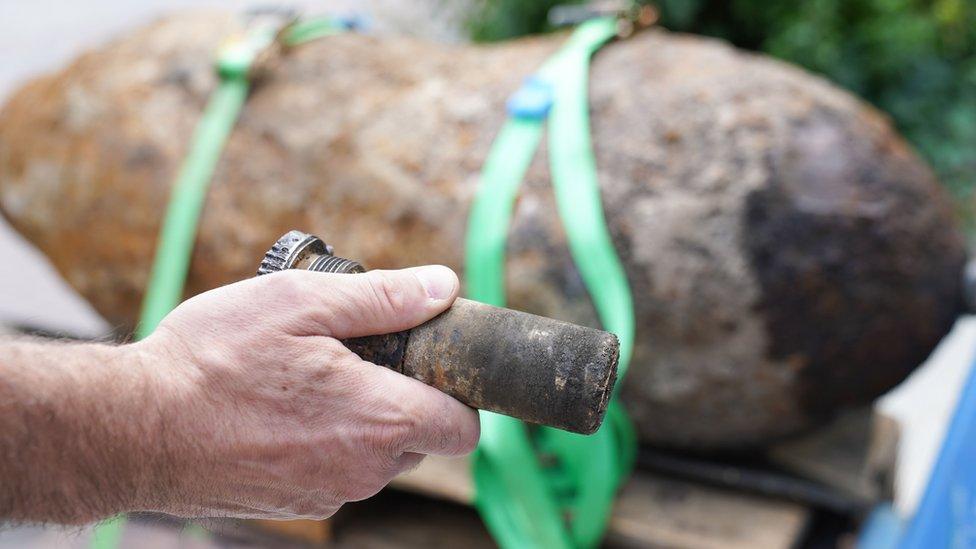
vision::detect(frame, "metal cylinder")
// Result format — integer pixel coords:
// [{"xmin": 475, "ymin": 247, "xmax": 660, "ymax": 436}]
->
[{"xmin": 258, "ymin": 230, "xmax": 619, "ymax": 435}]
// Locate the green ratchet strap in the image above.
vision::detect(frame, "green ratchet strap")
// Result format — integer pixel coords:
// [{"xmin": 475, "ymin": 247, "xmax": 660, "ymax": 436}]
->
[
  {"xmin": 137, "ymin": 16, "xmax": 346, "ymax": 336},
  {"xmin": 89, "ymin": 15, "xmax": 346, "ymax": 549},
  {"xmin": 466, "ymin": 15, "xmax": 637, "ymax": 549}
]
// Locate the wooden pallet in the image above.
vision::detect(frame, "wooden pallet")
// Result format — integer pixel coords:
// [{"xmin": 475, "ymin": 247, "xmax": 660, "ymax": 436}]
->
[
  {"xmin": 244, "ymin": 406, "xmax": 897, "ymax": 547},
  {"xmin": 239, "ymin": 455, "xmax": 810, "ymax": 548},
  {"xmin": 394, "ymin": 455, "xmax": 811, "ymax": 549}
]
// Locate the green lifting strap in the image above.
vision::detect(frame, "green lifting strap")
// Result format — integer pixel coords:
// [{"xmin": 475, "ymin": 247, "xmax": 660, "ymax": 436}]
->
[
  {"xmin": 466, "ymin": 15, "xmax": 637, "ymax": 549},
  {"xmin": 88, "ymin": 16, "xmax": 343, "ymax": 549}
]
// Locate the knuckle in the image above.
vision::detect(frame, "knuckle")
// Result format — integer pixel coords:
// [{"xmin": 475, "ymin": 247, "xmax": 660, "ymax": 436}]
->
[
  {"xmin": 430, "ymin": 399, "xmax": 479, "ymax": 455},
  {"xmin": 427, "ymin": 420, "xmax": 455, "ymax": 453},
  {"xmin": 307, "ymin": 336, "xmax": 352, "ymax": 365},
  {"xmin": 262, "ymin": 270, "xmax": 308, "ymax": 305},
  {"xmin": 365, "ymin": 419, "xmax": 413, "ymax": 468},
  {"xmin": 457, "ymin": 417, "xmax": 480, "ymax": 454},
  {"xmin": 439, "ymin": 427, "xmax": 467, "ymax": 456},
  {"xmin": 354, "ymin": 397, "xmax": 419, "ymax": 471},
  {"xmin": 365, "ymin": 271, "xmax": 408, "ymax": 318},
  {"xmin": 456, "ymin": 406, "xmax": 481, "ymax": 453},
  {"xmin": 304, "ymin": 304, "xmax": 343, "ymax": 337}
]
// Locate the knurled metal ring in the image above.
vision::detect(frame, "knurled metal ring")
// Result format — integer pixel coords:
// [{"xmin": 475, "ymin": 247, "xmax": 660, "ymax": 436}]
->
[{"xmin": 256, "ymin": 230, "xmax": 333, "ymax": 275}]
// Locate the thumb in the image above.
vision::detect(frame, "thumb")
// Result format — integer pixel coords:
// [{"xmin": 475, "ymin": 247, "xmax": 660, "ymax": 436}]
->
[{"xmin": 296, "ymin": 265, "xmax": 459, "ymax": 338}]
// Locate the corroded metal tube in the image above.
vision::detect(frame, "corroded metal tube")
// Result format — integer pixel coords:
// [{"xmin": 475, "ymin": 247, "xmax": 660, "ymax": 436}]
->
[{"xmin": 258, "ymin": 230, "xmax": 619, "ymax": 434}]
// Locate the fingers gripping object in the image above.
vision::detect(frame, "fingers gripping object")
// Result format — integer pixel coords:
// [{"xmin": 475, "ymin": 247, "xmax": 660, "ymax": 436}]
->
[{"xmin": 257, "ymin": 230, "xmax": 619, "ymax": 435}]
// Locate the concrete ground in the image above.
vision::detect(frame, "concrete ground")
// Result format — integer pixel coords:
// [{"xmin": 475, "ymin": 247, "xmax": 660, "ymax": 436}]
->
[{"xmin": 1, "ymin": 1, "xmax": 972, "ymax": 545}]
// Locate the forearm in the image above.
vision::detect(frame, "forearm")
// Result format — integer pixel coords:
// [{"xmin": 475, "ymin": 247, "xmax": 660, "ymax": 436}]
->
[{"xmin": 0, "ymin": 337, "xmax": 167, "ymax": 524}]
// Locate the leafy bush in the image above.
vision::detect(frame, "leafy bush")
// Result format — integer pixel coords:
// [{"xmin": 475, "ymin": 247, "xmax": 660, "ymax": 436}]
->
[{"xmin": 466, "ymin": 0, "xmax": 976, "ymax": 222}]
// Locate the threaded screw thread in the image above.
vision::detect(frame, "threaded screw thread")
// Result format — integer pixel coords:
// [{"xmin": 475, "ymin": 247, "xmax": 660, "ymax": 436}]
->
[{"xmin": 307, "ymin": 254, "xmax": 365, "ymax": 274}]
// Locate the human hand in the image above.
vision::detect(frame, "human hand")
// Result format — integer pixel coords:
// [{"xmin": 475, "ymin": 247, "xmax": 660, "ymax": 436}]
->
[{"xmin": 131, "ymin": 266, "xmax": 479, "ymax": 520}]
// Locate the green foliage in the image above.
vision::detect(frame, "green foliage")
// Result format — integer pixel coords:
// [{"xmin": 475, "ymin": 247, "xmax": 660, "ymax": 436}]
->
[
  {"xmin": 466, "ymin": 0, "xmax": 586, "ymax": 41},
  {"xmin": 466, "ymin": 0, "xmax": 976, "ymax": 218}
]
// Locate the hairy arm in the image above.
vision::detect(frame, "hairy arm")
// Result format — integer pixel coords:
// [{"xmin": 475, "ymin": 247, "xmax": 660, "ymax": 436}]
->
[
  {"xmin": 0, "ymin": 266, "xmax": 479, "ymax": 525},
  {"xmin": 0, "ymin": 338, "xmax": 169, "ymax": 524}
]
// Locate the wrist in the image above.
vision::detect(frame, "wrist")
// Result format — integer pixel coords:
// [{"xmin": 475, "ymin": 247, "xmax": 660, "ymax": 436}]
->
[
  {"xmin": 111, "ymin": 339, "xmax": 195, "ymax": 516},
  {"xmin": 79, "ymin": 342, "xmax": 166, "ymax": 517},
  {"xmin": 79, "ymin": 338, "xmax": 198, "ymax": 518}
]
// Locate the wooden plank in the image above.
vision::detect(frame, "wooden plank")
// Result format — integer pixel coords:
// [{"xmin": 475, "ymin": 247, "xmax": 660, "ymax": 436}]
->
[
  {"xmin": 245, "ymin": 519, "xmax": 331, "ymax": 545},
  {"xmin": 391, "ymin": 456, "xmax": 809, "ymax": 548},
  {"xmin": 767, "ymin": 406, "xmax": 900, "ymax": 502},
  {"xmin": 392, "ymin": 455, "xmax": 472, "ymax": 504},
  {"xmin": 607, "ymin": 474, "xmax": 808, "ymax": 549},
  {"xmin": 333, "ymin": 489, "xmax": 494, "ymax": 549}
]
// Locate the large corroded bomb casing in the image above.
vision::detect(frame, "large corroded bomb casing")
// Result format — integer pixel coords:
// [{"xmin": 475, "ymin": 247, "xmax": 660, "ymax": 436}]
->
[{"xmin": 0, "ymin": 14, "xmax": 965, "ymax": 449}]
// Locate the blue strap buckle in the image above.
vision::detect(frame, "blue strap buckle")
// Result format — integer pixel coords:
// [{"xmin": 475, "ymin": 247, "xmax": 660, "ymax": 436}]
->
[
  {"xmin": 506, "ymin": 76, "xmax": 555, "ymax": 120},
  {"xmin": 335, "ymin": 13, "xmax": 367, "ymax": 31}
]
